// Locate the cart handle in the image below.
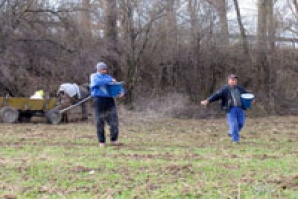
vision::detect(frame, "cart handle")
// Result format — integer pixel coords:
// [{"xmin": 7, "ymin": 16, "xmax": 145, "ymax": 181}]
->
[{"xmin": 59, "ymin": 96, "xmax": 92, "ymax": 114}]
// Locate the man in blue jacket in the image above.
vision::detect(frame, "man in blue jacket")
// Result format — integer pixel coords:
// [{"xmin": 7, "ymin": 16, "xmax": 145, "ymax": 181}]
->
[
  {"xmin": 201, "ymin": 74, "xmax": 253, "ymax": 143},
  {"xmin": 90, "ymin": 62, "xmax": 124, "ymax": 147}
]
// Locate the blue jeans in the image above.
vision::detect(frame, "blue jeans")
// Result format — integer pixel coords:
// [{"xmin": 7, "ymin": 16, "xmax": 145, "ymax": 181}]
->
[{"xmin": 227, "ymin": 106, "xmax": 245, "ymax": 142}]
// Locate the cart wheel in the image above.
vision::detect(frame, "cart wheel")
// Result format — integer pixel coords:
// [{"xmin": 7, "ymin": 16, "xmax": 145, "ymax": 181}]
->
[
  {"xmin": 0, "ymin": 106, "xmax": 20, "ymax": 123},
  {"xmin": 46, "ymin": 108, "xmax": 62, "ymax": 124},
  {"xmin": 19, "ymin": 113, "xmax": 32, "ymax": 123}
]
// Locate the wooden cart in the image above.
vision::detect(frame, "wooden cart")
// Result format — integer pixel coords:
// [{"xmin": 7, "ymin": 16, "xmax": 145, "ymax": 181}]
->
[
  {"xmin": 0, "ymin": 96, "xmax": 58, "ymax": 124},
  {"xmin": 0, "ymin": 95, "xmax": 91, "ymax": 124}
]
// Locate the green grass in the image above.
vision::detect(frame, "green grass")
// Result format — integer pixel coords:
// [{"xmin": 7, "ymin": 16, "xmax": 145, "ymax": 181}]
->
[{"xmin": 0, "ymin": 116, "xmax": 297, "ymax": 198}]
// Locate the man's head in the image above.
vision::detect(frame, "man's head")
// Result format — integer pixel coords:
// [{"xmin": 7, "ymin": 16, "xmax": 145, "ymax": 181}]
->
[
  {"xmin": 96, "ymin": 62, "xmax": 108, "ymax": 74},
  {"xmin": 228, "ymin": 74, "xmax": 238, "ymax": 87}
]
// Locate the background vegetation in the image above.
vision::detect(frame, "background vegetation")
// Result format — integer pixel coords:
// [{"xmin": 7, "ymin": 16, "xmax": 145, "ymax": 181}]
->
[{"xmin": 0, "ymin": 0, "xmax": 297, "ymax": 114}]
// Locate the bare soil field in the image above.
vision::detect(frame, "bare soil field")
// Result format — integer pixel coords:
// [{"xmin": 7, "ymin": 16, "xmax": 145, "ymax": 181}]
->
[{"xmin": 0, "ymin": 115, "xmax": 297, "ymax": 198}]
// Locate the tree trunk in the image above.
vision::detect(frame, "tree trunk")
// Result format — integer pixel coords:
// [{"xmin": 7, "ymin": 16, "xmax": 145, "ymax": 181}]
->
[
  {"xmin": 233, "ymin": 0, "xmax": 249, "ymax": 54},
  {"xmin": 293, "ymin": 0, "xmax": 298, "ymax": 14},
  {"xmin": 166, "ymin": 0, "xmax": 178, "ymax": 87},
  {"xmin": 187, "ymin": 0, "xmax": 203, "ymax": 97},
  {"xmin": 188, "ymin": 0, "xmax": 199, "ymax": 50},
  {"xmin": 267, "ymin": 0, "xmax": 275, "ymax": 52},
  {"xmin": 217, "ymin": 0, "xmax": 229, "ymax": 46},
  {"xmin": 105, "ymin": 0, "xmax": 122, "ymax": 79},
  {"xmin": 81, "ymin": 0, "xmax": 91, "ymax": 35},
  {"xmin": 255, "ymin": 0, "xmax": 270, "ymax": 91},
  {"xmin": 205, "ymin": 0, "xmax": 229, "ymax": 46},
  {"xmin": 119, "ymin": 0, "xmax": 135, "ymax": 105}
]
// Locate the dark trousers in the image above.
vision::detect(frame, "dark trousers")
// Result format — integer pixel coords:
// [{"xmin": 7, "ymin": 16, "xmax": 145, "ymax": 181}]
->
[{"xmin": 94, "ymin": 97, "xmax": 119, "ymax": 143}]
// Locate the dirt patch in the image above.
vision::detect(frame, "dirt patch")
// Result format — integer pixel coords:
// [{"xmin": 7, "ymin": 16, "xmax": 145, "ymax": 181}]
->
[
  {"xmin": 222, "ymin": 163, "xmax": 239, "ymax": 170},
  {"xmin": 105, "ymin": 153, "xmax": 203, "ymax": 161},
  {"xmin": 70, "ymin": 166, "xmax": 94, "ymax": 173},
  {"xmin": 251, "ymin": 154, "xmax": 279, "ymax": 160},
  {"xmin": 0, "ymin": 141, "xmax": 96, "ymax": 148},
  {"xmin": 3, "ymin": 195, "xmax": 17, "ymax": 199},
  {"xmin": 240, "ymin": 178, "xmax": 254, "ymax": 184},
  {"xmin": 268, "ymin": 174, "xmax": 298, "ymax": 190},
  {"xmin": 38, "ymin": 186, "xmax": 52, "ymax": 194},
  {"xmin": 103, "ymin": 153, "xmax": 159, "ymax": 160},
  {"xmin": 0, "ymin": 158, "xmax": 7, "ymax": 166},
  {"xmin": 21, "ymin": 185, "xmax": 65, "ymax": 195},
  {"xmin": 229, "ymin": 154, "xmax": 238, "ymax": 158},
  {"xmin": 289, "ymin": 150, "xmax": 298, "ymax": 155},
  {"xmin": 0, "ymin": 142, "xmax": 22, "ymax": 147},
  {"xmin": 163, "ymin": 164, "xmax": 194, "ymax": 176},
  {"xmin": 69, "ymin": 165, "xmax": 103, "ymax": 174},
  {"xmin": 78, "ymin": 135, "xmax": 94, "ymax": 139},
  {"xmin": 146, "ymin": 183, "xmax": 160, "ymax": 191}
]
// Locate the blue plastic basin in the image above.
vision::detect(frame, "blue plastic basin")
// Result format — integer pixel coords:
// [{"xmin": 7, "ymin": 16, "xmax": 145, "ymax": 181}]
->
[
  {"xmin": 107, "ymin": 82, "xmax": 123, "ymax": 97},
  {"xmin": 241, "ymin": 93, "xmax": 255, "ymax": 109}
]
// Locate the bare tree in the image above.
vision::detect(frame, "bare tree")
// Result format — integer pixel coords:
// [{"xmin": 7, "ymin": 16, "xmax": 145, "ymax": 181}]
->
[
  {"xmin": 0, "ymin": 0, "xmax": 297, "ymax": 113},
  {"xmin": 216, "ymin": 0, "xmax": 229, "ymax": 46},
  {"xmin": 284, "ymin": 0, "xmax": 298, "ymax": 35},
  {"xmin": 255, "ymin": 0, "xmax": 274, "ymax": 91},
  {"xmin": 105, "ymin": 0, "xmax": 122, "ymax": 79},
  {"xmin": 81, "ymin": 0, "xmax": 92, "ymax": 36},
  {"xmin": 233, "ymin": 0, "xmax": 249, "ymax": 54},
  {"xmin": 267, "ymin": 0, "xmax": 276, "ymax": 51},
  {"xmin": 205, "ymin": 0, "xmax": 229, "ymax": 46},
  {"xmin": 118, "ymin": 0, "xmax": 167, "ymax": 104},
  {"xmin": 165, "ymin": 0, "xmax": 178, "ymax": 86},
  {"xmin": 293, "ymin": 0, "xmax": 298, "ymax": 13}
]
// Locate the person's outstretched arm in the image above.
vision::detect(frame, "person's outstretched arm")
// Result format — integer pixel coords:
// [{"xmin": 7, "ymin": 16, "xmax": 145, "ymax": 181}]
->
[{"xmin": 201, "ymin": 87, "xmax": 225, "ymax": 106}]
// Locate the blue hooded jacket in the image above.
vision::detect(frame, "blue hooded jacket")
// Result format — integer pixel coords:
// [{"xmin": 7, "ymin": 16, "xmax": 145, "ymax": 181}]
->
[{"xmin": 90, "ymin": 73, "xmax": 125, "ymax": 97}]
